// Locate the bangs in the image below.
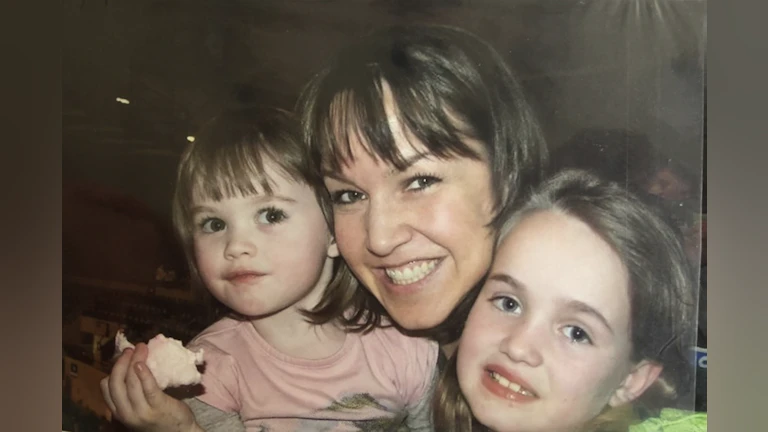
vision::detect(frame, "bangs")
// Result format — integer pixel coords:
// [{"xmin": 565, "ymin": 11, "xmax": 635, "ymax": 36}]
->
[
  {"xmin": 314, "ymin": 70, "xmax": 484, "ymax": 173},
  {"xmin": 182, "ymin": 137, "xmax": 294, "ymax": 205}
]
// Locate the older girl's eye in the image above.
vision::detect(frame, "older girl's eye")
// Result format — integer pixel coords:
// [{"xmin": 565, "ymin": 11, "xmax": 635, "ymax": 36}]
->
[
  {"xmin": 490, "ymin": 295, "xmax": 522, "ymax": 314},
  {"xmin": 405, "ymin": 175, "xmax": 441, "ymax": 191},
  {"xmin": 201, "ymin": 218, "xmax": 226, "ymax": 233},
  {"xmin": 562, "ymin": 325, "xmax": 593, "ymax": 345},
  {"xmin": 257, "ymin": 207, "xmax": 287, "ymax": 224},
  {"xmin": 331, "ymin": 190, "xmax": 366, "ymax": 205}
]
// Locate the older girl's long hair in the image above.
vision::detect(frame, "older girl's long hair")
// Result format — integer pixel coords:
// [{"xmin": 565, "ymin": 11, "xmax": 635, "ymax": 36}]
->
[{"xmin": 434, "ymin": 169, "xmax": 698, "ymax": 431}]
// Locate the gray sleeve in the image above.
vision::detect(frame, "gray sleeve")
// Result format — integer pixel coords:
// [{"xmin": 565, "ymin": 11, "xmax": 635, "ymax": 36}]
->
[
  {"xmin": 404, "ymin": 362, "xmax": 439, "ymax": 432},
  {"xmin": 183, "ymin": 398, "xmax": 246, "ymax": 432}
]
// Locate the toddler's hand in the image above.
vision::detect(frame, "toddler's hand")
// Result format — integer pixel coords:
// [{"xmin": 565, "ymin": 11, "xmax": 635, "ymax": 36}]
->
[{"xmin": 101, "ymin": 343, "xmax": 200, "ymax": 432}]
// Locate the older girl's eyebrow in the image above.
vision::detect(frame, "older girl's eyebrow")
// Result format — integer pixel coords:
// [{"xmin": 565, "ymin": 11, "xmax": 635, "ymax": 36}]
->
[
  {"xmin": 565, "ymin": 300, "xmax": 614, "ymax": 335},
  {"xmin": 487, "ymin": 273, "xmax": 526, "ymax": 290}
]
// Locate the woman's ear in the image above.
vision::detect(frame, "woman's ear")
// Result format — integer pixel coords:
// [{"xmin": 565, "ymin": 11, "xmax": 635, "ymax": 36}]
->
[
  {"xmin": 609, "ymin": 360, "xmax": 663, "ymax": 407},
  {"xmin": 327, "ymin": 237, "xmax": 340, "ymax": 258}
]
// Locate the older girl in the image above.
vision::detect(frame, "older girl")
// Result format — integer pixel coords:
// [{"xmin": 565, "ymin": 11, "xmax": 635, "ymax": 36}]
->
[{"xmin": 435, "ymin": 169, "xmax": 704, "ymax": 432}]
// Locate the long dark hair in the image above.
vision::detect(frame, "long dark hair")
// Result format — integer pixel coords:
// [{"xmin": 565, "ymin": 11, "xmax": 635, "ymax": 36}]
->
[{"xmin": 296, "ymin": 23, "xmax": 548, "ymax": 339}]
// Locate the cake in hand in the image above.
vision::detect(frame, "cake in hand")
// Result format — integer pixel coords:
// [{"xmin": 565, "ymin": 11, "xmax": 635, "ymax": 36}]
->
[{"xmin": 115, "ymin": 330, "xmax": 204, "ymax": 390}]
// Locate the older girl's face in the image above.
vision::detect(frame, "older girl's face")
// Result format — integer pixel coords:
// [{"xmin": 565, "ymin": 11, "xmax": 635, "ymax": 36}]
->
[
  {"xmin": 322, "ymin": 88, "xmax": 496, "ymax": 330},
  {"xmin": 457, "ymin": 211, "xmax": 649, "ymax": 432}
]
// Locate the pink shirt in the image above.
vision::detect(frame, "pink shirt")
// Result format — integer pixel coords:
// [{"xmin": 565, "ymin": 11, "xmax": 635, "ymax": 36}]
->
[{"xmin": 187, "ymin": 317, "xmax": 439, "ymax": 431}]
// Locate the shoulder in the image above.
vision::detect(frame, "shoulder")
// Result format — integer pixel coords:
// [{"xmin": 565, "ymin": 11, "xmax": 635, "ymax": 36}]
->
[
  {"xmin": 356, "ymin": 326, "xmax": 439, "ymax": 392},
  {"xmin": 188, "ymin": 318, "xmax": 257, "ymax": 365},
  {"xmin": 359, "ymin": 326, "xmax": 439, "ymax": 360}
]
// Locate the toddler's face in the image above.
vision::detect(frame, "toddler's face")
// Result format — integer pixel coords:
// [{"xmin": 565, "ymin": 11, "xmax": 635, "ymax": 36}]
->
[
  {"xmin": 457, "ymin": 211, "xmax": 640, "ymax": 432},
  {"xmin": 192, "ymin": 162, "xmax": 337, "ymax": 318}
]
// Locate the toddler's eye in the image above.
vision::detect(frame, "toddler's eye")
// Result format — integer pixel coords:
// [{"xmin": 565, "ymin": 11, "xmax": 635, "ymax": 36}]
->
[
  {"xmin": 257, "ymin": 207, "xmax": 287, "ymax": 224},
  {"xmin": 490, "ymin": 296, "xmax": 522, "ymax": 314},
  {"xmin": 562, "ymin": 325, "xmax": 593, "ymax": 345},
  {"xmin": 405, "ymin": 175, "xmax": 441, "ymax": 191},
  {"xmin": 201, "ymin": 218, "xmax": 226, "ymax": 233},
  {"xmin": 331, "ymin": 190, "xmax": 366, "ymax": 205}
]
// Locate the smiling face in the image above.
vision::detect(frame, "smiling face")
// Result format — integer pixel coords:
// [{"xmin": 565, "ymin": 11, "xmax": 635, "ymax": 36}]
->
[
  {"xmin": 457, "ymin": 211, "xmax": 638, "ymax": 432},
  {"xmin": 191, "ymin": 162, "xmax": 338, "ymax": 319},
  {"xmin": 322, "ymin": 90, "xmax": 496, "ymax": 330}
]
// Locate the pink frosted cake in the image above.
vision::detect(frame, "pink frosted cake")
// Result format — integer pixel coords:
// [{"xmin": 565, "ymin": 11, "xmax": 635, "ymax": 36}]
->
[{"xmin": 115, "ymin": 330, "xmax": 205, "ymax": 389}]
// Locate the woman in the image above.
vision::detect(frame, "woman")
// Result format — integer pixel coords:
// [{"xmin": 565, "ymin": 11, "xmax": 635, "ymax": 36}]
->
[{"xmin": 297, "ymin": 24, "xmax": 549, "ymax": 348}]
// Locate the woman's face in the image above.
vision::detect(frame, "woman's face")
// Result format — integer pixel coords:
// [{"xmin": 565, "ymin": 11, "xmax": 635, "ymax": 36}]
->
[
  {"xmin": 322, "ymin": 89, "xmax": 496, "ymax": 329},
  {"xmin": 457, "ymin": 211, "xmax": 639, "ymax": 432}
]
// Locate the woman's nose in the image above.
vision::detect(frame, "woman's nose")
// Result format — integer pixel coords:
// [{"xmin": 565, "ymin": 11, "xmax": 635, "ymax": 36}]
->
[{"xmin": 364, "ymin": 198, "xmax": 412, "ymax": 257}]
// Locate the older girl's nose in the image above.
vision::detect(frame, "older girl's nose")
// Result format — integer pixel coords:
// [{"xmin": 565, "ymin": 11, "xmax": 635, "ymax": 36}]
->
[{"xmin": 499, "ymin": 319, "xmax": 544, "ymax": 367}]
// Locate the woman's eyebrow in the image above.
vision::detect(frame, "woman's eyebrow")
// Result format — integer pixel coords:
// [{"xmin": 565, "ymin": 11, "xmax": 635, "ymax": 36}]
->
[
  {"xmin": 385, "ymin": 153, "xmax": 431, "ymax": 177},
  {"xmin": 398, "ymin": 152, "xmax": 430, "ymax": 170},
  {"xmin": 322, "ymin": 171, "xmax": 353, "ymax": 183},
  {"xmin": 322, "ymin": 152, "xmax": 430, "ymax": 180}
]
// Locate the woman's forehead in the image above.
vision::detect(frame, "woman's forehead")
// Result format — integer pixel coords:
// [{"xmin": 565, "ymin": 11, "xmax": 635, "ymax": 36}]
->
[
  {"xmin": 322, "ymin": 81, "xmax": 482, "ymax": 170},
  {"xmin": 323, "ymin": 117, "xmax": 487, "ymax": 177}
]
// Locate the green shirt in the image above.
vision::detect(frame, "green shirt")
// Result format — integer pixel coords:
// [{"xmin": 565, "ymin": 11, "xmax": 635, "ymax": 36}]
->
[{"xmin": 630, "ymin": 409, "xmax": 707, "ymax": 432}]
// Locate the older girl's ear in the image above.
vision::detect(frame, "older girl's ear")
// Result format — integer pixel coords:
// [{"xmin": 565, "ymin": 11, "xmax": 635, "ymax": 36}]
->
[{"xmin": 609, "ymin": 360, "xmax": 663, "ymax": 407}]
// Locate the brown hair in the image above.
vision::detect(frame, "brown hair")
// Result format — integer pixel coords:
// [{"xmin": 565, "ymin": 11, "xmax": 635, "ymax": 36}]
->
[
  {"xmin": 171, "ymin": 106, "xmax": 358, "ymax": 324},
  {"xmin": 296, "ymin": 23, "xmax": 548, "ymax": 339},
  {"xmin": 434, "ymin": 169, "xmax": 698, "ymax": 430}
]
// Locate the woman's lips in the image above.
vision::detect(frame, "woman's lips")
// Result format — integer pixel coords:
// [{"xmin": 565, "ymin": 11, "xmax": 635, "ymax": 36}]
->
[
  {"xmin": 375, "ymin": 258, "xmax": 443, "ymax": 295},
  {"xmin": 384, "ymin": 259, "xmax": 440, "ymax": 285}
]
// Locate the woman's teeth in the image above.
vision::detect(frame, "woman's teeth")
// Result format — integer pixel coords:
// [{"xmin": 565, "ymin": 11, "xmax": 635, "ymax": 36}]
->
[
  {"xmin": 385, "ymin": 260, "xmax": 437, "ymax": 285},
  {"xmin": 489, "ymin": 371, "xmax": 536, "ymax": 397}
]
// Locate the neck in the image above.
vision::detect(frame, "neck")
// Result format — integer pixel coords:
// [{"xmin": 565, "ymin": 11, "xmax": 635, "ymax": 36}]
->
[
  {"xmin": 249, "ymin": 256, "xmax": 347, "ymax": 359},
  {"xmin": 441, "ymin": 340, "xmax": 459, "ymax": 358}
]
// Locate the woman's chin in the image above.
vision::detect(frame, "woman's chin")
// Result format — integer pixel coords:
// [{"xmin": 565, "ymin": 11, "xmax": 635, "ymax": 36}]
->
[{"xmin": 385, "ymin": 303, "xmax": 453, "ymax": 332}]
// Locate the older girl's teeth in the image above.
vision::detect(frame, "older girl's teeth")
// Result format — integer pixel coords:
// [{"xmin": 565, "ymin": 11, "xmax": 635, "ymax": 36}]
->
[
  {"xmin": 489, "ymin": 372, "xmax": 535, "ymax": 397},
  {"xmin": 385, "ymin": 260, "xmax": 437, "ymax": 285}
]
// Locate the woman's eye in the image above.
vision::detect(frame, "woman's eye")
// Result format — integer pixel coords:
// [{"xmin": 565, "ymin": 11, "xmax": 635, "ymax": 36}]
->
[
  {"xmin": 201, "ymin": 218, "xmax": 226, "ymax": 233},
  {"xmin": 405, "ymin": 175, "xmax": 441, "ymax": 191},
  {"xmin": 562, "ymin": 325, "xmax": 593, "ymax": 345},
  {"xmin": 331, "ymin": 190, "xmax": 366, "ymax": 205},
  {"xmin": 257, "ymin": 207, "xmax": 287, "ymax": 224},
  {"xmin": 490, "ymin": 296, "xmax": 521, "ymax": 314}
]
